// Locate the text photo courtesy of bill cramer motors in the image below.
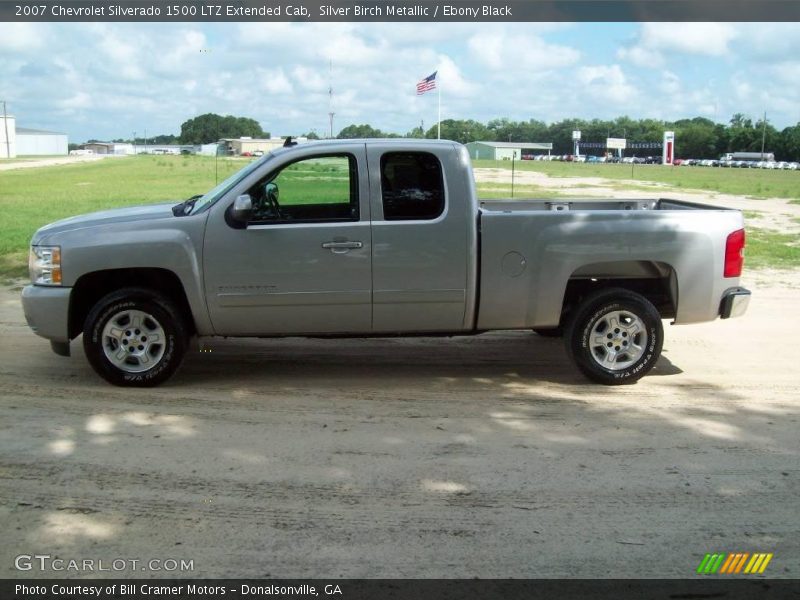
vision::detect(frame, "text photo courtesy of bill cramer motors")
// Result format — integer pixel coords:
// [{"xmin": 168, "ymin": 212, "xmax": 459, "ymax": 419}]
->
[{"xmin": 1, "ymin": 1, "xmax": 800, "ymax": 599}]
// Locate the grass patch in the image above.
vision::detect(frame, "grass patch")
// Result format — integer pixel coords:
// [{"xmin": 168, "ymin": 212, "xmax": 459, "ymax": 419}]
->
[
  {"xmin": 746, "ymin": 228, "xmax": 800, "ymax": 269},
  {"xmin": 0, "ymin": 155, "xmax": 244, "ymax": 273},
  {"xmin": 473, "ymin": 160, "xmax": 800, "ymax": 200}
]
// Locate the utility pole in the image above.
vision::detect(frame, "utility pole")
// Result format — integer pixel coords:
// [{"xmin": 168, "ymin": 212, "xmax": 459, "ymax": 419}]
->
[
  {"xmin": 133, "ymin": 131, "xmax": 137, "ymax": 154},
  {"xmin": 2, "ymin": 101, "xmax": 10, "ymax": 159},
  {"xmin": 328, "ymin": 59, "xmax": 335, "ymax": 139},
  {"xmin": 760, "ymin": 111, "xmax": 767, "ymax": 160},
  {"xmin": 144, "ymin": 128, "xmax": 148, "ymax": 154}
]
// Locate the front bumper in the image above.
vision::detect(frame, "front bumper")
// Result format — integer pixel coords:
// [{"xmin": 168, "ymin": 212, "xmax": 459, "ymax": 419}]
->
[
  {"xmin": 720, "ymin": 287, "xmax": 751, "ymax": 319},
  {"xmin": 21, "ymin": 284, "xmax": 72, "ymax": 342}
]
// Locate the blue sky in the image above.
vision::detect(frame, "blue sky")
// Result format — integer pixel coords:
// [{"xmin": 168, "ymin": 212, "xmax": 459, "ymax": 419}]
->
[{"xmin": 1, "ymin": 22, "xmax": 799, "ymax": 142}]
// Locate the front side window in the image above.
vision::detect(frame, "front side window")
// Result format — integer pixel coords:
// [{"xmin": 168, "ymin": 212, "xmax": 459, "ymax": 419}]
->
[
  {"xmin": 248, "ymin": 154, "xmax": 358, "ymax": 224},
  {"xmin": 381, "ymin": 152, "xmax": 445, "ymax": 221}
]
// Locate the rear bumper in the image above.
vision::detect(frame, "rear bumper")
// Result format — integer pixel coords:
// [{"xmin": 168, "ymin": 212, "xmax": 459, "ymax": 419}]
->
[
  {"xmin": 21, "ymin": 285, "xmax": 72, "ymax": 343},
  {"xmin": 719, "ymin": 287, "xmax": 751, "ymax": 319}
]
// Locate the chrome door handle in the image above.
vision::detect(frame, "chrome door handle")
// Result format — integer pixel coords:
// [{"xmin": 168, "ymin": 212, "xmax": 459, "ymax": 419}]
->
[{"xmin": 322, "ymin": 241, "xmax": 363, "ymax": 252}]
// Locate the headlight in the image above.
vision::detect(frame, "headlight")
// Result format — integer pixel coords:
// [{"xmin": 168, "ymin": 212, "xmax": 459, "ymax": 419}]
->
[{"xmin": 29, "ymin": 245, "xmax": 62, "ymax": 285}]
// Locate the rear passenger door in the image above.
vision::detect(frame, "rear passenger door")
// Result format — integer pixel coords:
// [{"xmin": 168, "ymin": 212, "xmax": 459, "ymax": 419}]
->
[{"xmin": 367, "ymin": 145, "xmax": 469, "ymax": 332}]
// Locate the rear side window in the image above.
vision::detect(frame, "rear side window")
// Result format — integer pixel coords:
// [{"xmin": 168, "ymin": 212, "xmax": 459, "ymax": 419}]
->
[{"xmin": 380, "ymin": 152, "xmax": 445, "ymax": 221}]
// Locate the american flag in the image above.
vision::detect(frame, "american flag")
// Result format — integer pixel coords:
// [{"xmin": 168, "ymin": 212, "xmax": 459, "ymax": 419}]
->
[{"xmin": 416, "ymin": 71, "xmax": 437, "ymax": 95}]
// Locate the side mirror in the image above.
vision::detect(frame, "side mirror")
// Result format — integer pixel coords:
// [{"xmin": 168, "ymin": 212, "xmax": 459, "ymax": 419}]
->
[{"xmin": 231, "ymin": 194, "xmax": 253, "ymax": 223}]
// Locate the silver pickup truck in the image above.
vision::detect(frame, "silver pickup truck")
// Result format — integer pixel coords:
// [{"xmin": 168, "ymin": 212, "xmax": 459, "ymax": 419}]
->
[{"xmin": 22, "ymin": 139, "xmax": 750, "ymax": 387}]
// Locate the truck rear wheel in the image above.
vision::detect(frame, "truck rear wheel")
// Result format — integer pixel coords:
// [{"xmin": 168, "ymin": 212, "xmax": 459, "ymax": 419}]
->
[
  {"xmin": 83, "ymin": 287, "xmax": 187, "ymax": 387},
  {"xmin": 564, "ymin": 288, "xmax": 663, "ymax": 385}
]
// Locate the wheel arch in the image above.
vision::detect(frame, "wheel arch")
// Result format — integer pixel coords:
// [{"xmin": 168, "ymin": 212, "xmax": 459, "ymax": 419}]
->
[
  {"xmin": 556, "ymin": 260, "xmax": 678, "ymax": 327},
  {"xmin": 69, "ymin": 268, "xmax": 196, "ymax": 339}
]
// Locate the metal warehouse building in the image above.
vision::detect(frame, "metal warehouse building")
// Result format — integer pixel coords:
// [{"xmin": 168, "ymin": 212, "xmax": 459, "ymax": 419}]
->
[
  {"xmin": 0, "ymin": 115, "xmax": 15, "ymax": 158},
  {"xmin": 465, "ymin": 141, "xmax": 553, "ymax": 160},
  {"xmin": 16, "ymin": 127, "xmax": 68, "ymax": 156},
  {"xmin": 1, "ymin": 116, "xmax": 68, "ymax": 157}
]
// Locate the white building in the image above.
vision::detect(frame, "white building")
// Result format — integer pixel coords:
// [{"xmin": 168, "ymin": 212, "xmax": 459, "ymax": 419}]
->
[
  {"xmin": 465, "ymin": 141, "xmax": 553, "ymax": 160},
  {"xmin": 1, "ymin": 115, "xmax": 17, "ymax": 158},
  {"xmin": 17, "ymin": 127, "xmax": 68, "ymax": 156},
  {"xmin": 1, "ymin": 117, "xmax": 69, "ymax": 157},
  {"xmin": 81, "ymin": 142, "xmax": 133, "ymax": 155}
]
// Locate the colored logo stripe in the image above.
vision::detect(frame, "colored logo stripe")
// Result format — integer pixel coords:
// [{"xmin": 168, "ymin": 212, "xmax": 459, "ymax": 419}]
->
[{"xmin": 697, "ymin": 553, "xmax": 773, "ymax": 575}]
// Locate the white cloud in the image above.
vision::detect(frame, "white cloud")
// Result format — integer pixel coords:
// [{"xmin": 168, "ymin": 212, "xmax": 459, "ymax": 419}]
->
[
  {"xmin": 618, "ymin": 23, "xmax": 738, "ymax": 67},
  {"xmin": 0, "ymin": 22, "xmax": 46, "ymax": 51},
  {"xmin": 576, "ymin": 64, "xmax": 638, "ymax": 104},
  {"xmin": 468, "ymin": 31, "xmax": 580, "ymax": 71}
]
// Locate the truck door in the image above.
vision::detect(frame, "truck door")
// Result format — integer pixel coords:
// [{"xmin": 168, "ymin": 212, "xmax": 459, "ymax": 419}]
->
[
  {"xmin": 203, "ymin": 146, "xmax": 372, "ymax": 335},
  {"xmin": 366, "ymin": 144, "xmax": 470, "ymax": 332}
]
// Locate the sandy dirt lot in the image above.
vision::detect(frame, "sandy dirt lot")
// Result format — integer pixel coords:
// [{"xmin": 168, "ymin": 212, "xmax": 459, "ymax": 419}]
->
[
  {"xmin": 1, "ymin": 269, "xmax": 798, "ymax": 579},
  {"xmin": 0, "ymin": 155, "xmax": 125, "ymax": 171}
]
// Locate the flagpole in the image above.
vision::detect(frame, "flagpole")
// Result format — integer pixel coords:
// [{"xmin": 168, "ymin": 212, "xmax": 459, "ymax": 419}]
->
[{"xmin": 437, "ymin": 78, "xmax": 441, "ymax": 140}]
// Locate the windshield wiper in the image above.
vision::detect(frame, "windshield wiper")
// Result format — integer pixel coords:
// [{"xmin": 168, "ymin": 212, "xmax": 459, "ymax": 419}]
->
[{"xmin": 172, "ymin": 194, "xmax": 203, "ymax": 216}]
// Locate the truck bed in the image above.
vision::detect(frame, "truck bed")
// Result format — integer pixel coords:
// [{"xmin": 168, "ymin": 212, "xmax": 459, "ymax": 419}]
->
[{"xmin": 476, "ymin": 197, "xmax": 745, "ymax": 330}]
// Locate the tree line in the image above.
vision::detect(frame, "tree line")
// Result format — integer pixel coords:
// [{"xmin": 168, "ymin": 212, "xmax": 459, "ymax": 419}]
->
[
  {"xmin": 331, "ymin": 115, "xmax": 800, "ymax": 161},
  {"xmin": 88, "ymin": 112, "xmax": 800, "ymax": 161}
]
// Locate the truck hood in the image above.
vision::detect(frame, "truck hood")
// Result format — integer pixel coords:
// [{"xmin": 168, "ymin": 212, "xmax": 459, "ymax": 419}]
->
[{"xmin": 33, "ymin": 202, "xmax": 178, "ymax": 243}]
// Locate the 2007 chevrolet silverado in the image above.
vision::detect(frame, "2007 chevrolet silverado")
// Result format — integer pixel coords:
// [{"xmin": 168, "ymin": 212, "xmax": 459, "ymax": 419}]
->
[{"xmin": 22, "ymin": 139, "xmax": 750, "ymax": 386}]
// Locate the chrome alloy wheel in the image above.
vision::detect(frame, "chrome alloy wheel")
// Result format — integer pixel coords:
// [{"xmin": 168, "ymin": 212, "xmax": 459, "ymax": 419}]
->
[
  {"xmin": 101, "ymin": 309, "xmax": 166, "ymax": 373},
  {"xmin": 588, "ymin": 310, "xmax": 648, "ymax": 371}
]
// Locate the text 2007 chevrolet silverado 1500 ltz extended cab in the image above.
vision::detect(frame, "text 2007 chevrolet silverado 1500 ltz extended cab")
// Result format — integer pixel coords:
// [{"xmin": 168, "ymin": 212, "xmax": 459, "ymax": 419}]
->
[{"xmin": 22, "ymin": 139, "xmax": 750, "ymax": 386}]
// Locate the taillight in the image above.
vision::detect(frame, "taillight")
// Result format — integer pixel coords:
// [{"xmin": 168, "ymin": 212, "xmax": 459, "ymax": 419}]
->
[{"xmin": 724, "ymin": 228, "xmax": 745, "ymax": 278}]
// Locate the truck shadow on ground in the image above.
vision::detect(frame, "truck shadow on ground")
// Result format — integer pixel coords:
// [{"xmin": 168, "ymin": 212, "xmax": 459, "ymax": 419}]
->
[{"xmin": 173, "ymin": 331, "xmax": 682, "ymax": 387}]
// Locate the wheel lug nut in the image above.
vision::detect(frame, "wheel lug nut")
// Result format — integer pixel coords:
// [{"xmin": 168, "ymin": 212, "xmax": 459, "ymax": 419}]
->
[
  {"xmin": 607, "ymin": 342, "xmax": 612, "ymax": 347},
  {"xmin": 614, "ymin": 328, "xmax": 620, "ymax": 333},
  {"xmin": 607, "ymin": 333, "xmax": 612, "ymax": 339},
  {"xmin": 615, "ymin": 345, "xmax": 620, "ymax": 351}
]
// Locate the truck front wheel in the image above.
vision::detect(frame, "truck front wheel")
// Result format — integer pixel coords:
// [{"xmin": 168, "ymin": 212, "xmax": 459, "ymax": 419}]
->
[
  {"xmin": 83, "ymin": 287, "xmax": 188, "ymax": 387},
  {"xmin": 564, "ymin": 288, "xmax": 663, "ymax": 385}
]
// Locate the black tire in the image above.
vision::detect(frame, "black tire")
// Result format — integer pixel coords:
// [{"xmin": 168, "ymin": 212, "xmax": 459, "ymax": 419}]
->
[
  {"xmin": 83, "ymin": 287, "xmax": 188, "ymax": 387},
  {"xmin": 564, "ymin": 288, "xmax": 663, "ymax": 385},
  {"xmin": 532, "ymin": 327, "xmax": 563, "ymax": 338}
]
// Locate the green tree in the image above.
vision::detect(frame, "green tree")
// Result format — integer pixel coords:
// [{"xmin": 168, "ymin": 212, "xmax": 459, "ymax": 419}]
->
[
  {"xmin": 179, "ymin": 113, "xmax": 266, "ymax": 144},
  {"xmin": 427, "ymin": 119, "xmax": 489, "ymax": 144},
  {"xmin": 336, "ymin": 124, "xmax": 395, "ymax": 138},
  {"xmin": 776, "ymin": 123, "xmax": 800, "ymax": 161}
]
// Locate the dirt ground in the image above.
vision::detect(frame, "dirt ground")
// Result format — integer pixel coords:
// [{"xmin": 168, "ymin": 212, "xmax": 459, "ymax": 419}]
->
[
  {"xmin": 1, "ymin": 269, "xmax": 798, "ymax": 579},
  {"xmin": 0, "ymin": 154, "xmax": 126, "ymax": 171}
]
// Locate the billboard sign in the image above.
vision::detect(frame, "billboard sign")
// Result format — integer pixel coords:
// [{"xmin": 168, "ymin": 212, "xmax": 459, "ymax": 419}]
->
[{"xmin": 606, "ymin": 137, "xmax": 626, "ymax": 149}]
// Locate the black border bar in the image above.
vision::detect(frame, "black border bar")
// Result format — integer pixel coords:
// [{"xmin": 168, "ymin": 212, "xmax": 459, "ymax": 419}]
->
[
  {"xmin": 3, "ymin": 0, "xmax": 800, "ymax": 22},
  {"xmin": 4, "ymin": 579, "xmax": 800, "ymax": 600}
]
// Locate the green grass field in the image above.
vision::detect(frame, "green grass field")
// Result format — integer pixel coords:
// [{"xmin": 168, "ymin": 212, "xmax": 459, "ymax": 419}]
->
[
  {"xmin": 1, "ymin": 154, "xmax": 798, "ymax": 278},
  {"xmin": 473, "ymin": 159, "xmax": 800, "ymax": 201}
]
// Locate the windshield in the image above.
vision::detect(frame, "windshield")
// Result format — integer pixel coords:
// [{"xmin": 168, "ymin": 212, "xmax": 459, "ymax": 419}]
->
[{"xmin": 189, "ymin": 153, "xmax": 275, "ymax": 214}]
